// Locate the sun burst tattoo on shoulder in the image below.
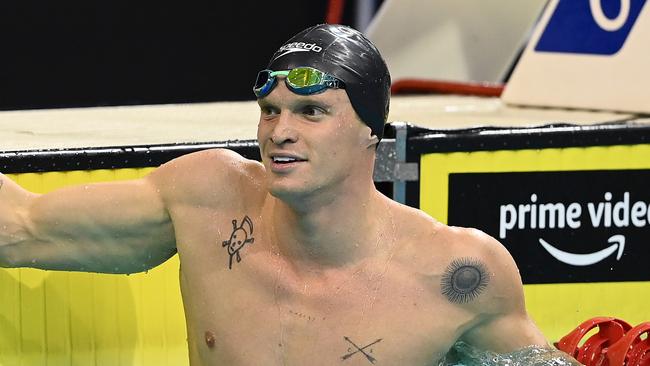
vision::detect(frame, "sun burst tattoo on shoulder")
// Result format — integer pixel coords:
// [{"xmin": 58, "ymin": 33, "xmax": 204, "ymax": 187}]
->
[
  {"xmin": 221, "ymin": 215, "xmax": 255, "ymax": 269},
  {"xmin": 440, "ymin": 257, "xmax": 489, "ymax": 304}
]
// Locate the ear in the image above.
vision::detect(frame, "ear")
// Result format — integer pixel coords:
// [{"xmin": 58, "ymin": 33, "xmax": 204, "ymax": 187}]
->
[
  {"xmin": 358, "ymin": 124, "xmax": 379, "ymax": 148},
  {"xmin": 365, "ymin": 134, "xmax": 380, "ymax": 148}
]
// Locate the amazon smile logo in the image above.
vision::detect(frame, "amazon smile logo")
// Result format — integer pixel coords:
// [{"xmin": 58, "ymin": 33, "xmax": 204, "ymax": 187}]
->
[{"xmin": 538, "ymin": 235, "xmax": 625, "ymax": 266}]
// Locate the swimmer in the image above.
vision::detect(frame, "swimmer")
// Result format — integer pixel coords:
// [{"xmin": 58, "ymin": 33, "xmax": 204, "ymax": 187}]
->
[{"xmin": 0, "ymin": 24, "xmax": 581, "ymax": 365}]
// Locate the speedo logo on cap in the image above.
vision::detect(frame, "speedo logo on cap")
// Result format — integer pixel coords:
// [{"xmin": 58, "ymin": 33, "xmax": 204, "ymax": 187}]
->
[{"xmin": 274, "ymin": 42, "xmax": 323, "ymax": 59}]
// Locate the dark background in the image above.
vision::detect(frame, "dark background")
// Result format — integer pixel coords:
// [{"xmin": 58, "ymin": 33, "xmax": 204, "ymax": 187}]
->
[{"xmin": 0, "ymin": 1, "xmax": 381, "ymax": 111}]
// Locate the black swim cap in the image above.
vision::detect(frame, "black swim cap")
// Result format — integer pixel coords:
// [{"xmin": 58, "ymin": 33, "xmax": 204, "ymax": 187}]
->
[{"xmin": 265, "ymin": 24, "xmax": 391, "ymax": 141}]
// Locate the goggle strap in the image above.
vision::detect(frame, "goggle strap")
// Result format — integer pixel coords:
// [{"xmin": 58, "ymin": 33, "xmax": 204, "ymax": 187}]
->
[
  {"xmin": 269, "ymin": 70, "xmax": 290, "ymax": 78},
  {"xmin": 325, "ymin": 80, "xmax": 344, "ymax": 89}
]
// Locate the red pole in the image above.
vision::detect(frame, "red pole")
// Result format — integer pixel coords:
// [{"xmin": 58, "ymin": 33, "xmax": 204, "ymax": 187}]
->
[
  {"xmin": 391, "ymin": 79, "xmax": 505, "ymax": 97},
  {"xmin": 326, "ymin": 0, "xmax": 346, "ymax": 24}
]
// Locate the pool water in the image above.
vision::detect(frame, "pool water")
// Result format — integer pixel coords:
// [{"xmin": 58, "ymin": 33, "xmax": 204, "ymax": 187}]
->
[{"xmin": 439, "ymin": 341, "xmax": 579, "ymax": 366}]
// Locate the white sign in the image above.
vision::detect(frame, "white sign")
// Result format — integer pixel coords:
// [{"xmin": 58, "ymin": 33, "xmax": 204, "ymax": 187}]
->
[{"xmin": 502, "ymin": 0, "xmax": 650, "ymax": 113}]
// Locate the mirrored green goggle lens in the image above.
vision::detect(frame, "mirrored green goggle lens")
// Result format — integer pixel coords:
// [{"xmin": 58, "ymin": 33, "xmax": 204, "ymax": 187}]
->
[{"xmin": 287, "ymin": 68, "xmax": 324, "ymax": 88}]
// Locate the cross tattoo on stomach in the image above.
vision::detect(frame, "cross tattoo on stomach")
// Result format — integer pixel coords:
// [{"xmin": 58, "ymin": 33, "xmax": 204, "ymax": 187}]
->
[{"xmin": 341, "ymin": 336, "xmax": 383, "ymax": 364}]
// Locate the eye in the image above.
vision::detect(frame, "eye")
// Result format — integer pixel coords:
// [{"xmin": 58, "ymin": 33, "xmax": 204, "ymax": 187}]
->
[
  {"xmin": 300, "ymin": 105, "xmax": 327, "ymax": 118},
  {"xmin": 260, "ymin": 106, "xmax": 280, "ymax": 119}
]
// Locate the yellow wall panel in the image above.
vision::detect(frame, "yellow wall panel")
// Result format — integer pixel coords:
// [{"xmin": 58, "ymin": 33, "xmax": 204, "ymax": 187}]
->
[
  {"xmin": 524, "ymin": 281, "xmax": 650, "ymax": 341},
  {"xmin": 0, "ymin": 268, "xmax": 21, "ymax": 366}
]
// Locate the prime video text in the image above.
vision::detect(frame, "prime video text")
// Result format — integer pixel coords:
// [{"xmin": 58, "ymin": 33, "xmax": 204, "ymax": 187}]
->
[{"xmin": 499, "ymin": 192, "xmax": 650, "ymax": 239}]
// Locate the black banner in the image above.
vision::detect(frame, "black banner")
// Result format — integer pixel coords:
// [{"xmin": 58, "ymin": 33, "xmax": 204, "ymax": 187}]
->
[{"xmin": 448, "ymin": 170, "xmax": 650, "ymax": 284}]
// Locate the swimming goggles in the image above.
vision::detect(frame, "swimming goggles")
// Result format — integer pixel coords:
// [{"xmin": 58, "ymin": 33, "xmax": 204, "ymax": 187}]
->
[{"xmin": 253, "ymin": 67, "xmax": 345, "ymax": 98}]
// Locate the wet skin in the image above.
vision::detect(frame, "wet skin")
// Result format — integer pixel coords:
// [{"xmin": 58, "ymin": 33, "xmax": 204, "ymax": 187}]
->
[
  {"xmin": 166, "ymin": 83, "xmax": 549, "ymax": 365},
  {"xmin": 0, "ymin": 82, "xmax": 570, "ymax": 365}
]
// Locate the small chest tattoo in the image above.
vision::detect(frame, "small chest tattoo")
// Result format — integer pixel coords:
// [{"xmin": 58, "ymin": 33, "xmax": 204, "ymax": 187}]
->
[
  {"xmin": 440, "ymin": 257, "xmax": 489, "ymax": 304},
  {"xmin": 341, "ymin": 336, "xmax": 383, "ymax": 364},
  {"xmin": 221, "ymin": 215, "xmax": 255, "ymax": 269}
]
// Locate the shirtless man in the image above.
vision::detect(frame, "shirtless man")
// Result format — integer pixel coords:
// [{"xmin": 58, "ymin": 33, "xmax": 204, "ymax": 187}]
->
[{"xmin": 0, "ymin": 24, "xmax": 580, "ymax": 365}]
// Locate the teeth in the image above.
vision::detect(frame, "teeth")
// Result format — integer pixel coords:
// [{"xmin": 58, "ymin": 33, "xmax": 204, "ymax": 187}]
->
[{"xmin": 273, "ymin": 157, "xmax": 297, "ymax": 163}]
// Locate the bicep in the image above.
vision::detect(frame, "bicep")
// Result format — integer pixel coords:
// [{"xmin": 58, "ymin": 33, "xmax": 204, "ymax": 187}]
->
[
  {"xmin": 23, "ymin": 177, "xmax": 176, "ymax": 273},
  {"xmin": 458, "ymin": 229, "xmax": 548, "ymax": 352}
]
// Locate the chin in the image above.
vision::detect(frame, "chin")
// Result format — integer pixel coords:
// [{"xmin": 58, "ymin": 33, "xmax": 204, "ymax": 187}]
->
[
  {"xmin": 267, "ymin": 176, "xmax": 302, "ymax": 195},
  {"xmin": 265, "ymin": 168, "xmax": 345, "ymax": 204},
  {"xmin": 269, "ymin": 182, "xmax": 309, "ymax": 199},
  {"xmin": 267, "ymin": 177, "xmax": 324, "ymax": 204}
]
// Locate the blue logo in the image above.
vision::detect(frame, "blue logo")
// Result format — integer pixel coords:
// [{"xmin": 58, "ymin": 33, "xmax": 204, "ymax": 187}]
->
[{"xmin": 535, "ymin": 0, "xmax": 647, "ymax": 55}]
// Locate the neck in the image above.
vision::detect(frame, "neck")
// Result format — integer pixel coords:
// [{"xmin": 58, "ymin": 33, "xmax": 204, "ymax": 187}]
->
[{"xmin": 270, "ymin": 178, "xmax": 391, "ymax": 270}]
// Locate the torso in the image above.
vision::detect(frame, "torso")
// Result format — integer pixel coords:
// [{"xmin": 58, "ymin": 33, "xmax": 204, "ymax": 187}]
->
[{"xmin": 163, "ymin": 151, "xmax": 485, "ymax": 366}]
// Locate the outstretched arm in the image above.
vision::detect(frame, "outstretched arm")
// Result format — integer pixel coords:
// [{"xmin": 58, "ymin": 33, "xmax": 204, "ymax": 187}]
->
[{"xmin": 0, "ymin": 171, "xmax": 176, "ymax": 274}]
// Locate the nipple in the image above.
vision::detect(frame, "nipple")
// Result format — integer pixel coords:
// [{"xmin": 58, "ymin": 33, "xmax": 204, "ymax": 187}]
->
[{"xmin": 204, "ymin": 331, "xmax": 216, "ymax": 348}]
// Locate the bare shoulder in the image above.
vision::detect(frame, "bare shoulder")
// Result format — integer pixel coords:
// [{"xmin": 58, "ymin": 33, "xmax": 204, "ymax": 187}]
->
[
  {"xmin": 390, "ymin": 203, "xmax": 524, "ymax": 314},
  {"xmin": 146, "ymin": 148, "xmax": 266, "ymax": 206},
  {"xmin": 389, "ymin": 201, "xmax": 508, "ymax": 259},
  {"xmin": 437, "ymin": 224, "xmax": 514, "ymax": 267},
  {"xmin": 437, "ymin": 225, "xmax": 525, "ymax": 313}
]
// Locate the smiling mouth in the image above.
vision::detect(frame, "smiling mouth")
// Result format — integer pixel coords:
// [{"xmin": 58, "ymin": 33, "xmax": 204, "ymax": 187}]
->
[{"xmin": 271, "ymin": 156, "xmax": 306, "ymax": 164}]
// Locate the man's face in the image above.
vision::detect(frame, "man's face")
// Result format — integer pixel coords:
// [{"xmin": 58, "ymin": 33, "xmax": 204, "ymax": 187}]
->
[{"xmin": 256, "ymin": 80, "xmax": 376, "ymax": 200}]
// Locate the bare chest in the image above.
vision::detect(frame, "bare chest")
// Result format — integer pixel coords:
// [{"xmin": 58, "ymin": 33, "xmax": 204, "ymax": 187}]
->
[
  {"xmin": 169, "ymin": 205, "xmax": 472, "ymax": 365},
  {"xmin": 179, "ymin": 250, "xmax": 470, "ymax": 366}
]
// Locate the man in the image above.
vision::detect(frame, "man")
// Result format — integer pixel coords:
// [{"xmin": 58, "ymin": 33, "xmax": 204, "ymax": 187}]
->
[{"xmin": 0, "ymin": 24, "xmax": 579, "ymax": 365}]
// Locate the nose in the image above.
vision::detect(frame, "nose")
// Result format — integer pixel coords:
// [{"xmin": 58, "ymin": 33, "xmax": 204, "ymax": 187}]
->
[{"xmin": 270, "ymin": 112, "xmax": 298, "ymax": 145}]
